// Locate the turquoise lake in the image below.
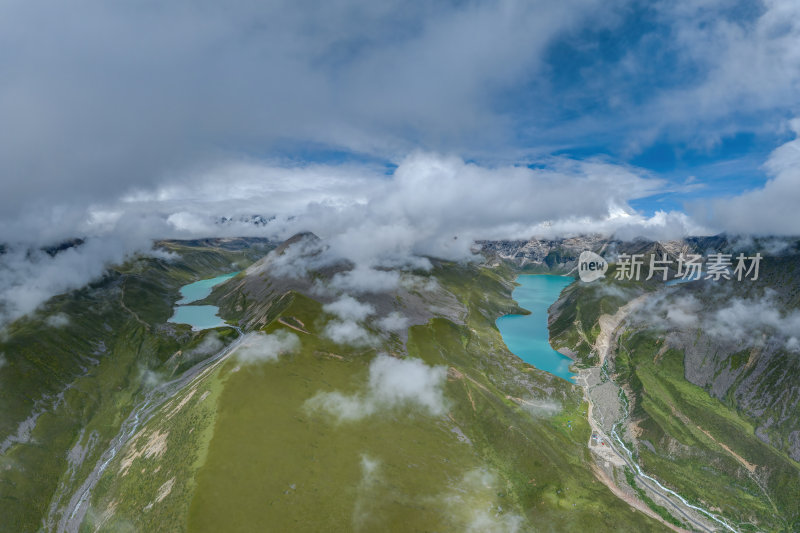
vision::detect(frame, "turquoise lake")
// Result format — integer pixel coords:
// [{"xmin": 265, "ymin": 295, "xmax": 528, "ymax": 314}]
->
[
  {"xmin": 176, "ymin": 272, "xmax": 239, "ymax": 304},
  {"xmin": 170, "ymin": 272, "xmax": 239, "ymax": 330},
  {"xmin": 496, "ymin": 275, "xmax": 576, "ymax": 382}
]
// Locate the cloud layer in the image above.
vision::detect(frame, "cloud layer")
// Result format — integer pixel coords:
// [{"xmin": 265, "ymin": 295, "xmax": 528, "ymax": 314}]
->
[{"xmin": 2, "ymin": 1, "xmax": 800, "ymax": 325}]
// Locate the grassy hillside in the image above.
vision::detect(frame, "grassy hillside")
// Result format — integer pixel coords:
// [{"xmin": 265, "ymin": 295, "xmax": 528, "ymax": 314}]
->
[
  {"xmin": 81, "ymin": 258, "xmax": 668, "ymax": 531},
  {"xmin": 0, "ymin": 238, "xmax": 272, "ymax": 532},
  {"xmin": 615, "ymin": 328, "xmax": 800, "ymax": 531}
]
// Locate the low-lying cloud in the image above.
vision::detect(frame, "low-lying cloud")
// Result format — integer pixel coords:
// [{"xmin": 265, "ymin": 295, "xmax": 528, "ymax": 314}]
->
[
  {"xmin": 518, "ymin": 398, "xmax": 562, "ymax": 418},
  {"xmin": 234, "ymin": 330, "xmax": 301, "ymax": 364},
  {"xmin": 0, "ymin": 235, "xmax": 155, "ymax": 325},
  {"xmin": 329, "ymin": 267, "xmax": 403, "ymax": 294},
  {"xmin": 187, "ymin": 332, "xmax": 225, "ymax": 358},
  {"xmin": 376, "ymin": 312, "xmax": 409, "ymax": 333},
  {"xmin": 439, "ymin": 468, "xmax": 525, "ymax": 533},
  {"xmin": 45, "ymin": 313, "xmax": 70, "ymax": 328},
  {"xmin": 352, "ymin": 454, "xmax": 382, "ymax": 532},
  {"xmin": 642, "ymin": 289, "xmax": 800, "ymax": 353},
  {"xmin": 321, "ymin": 295, "xmax": 377, "ymax": 346},
  {"xmin": 323, "ymin": 296, "xmax": 375, "ymax": 321},
  {"xmin": 305, "ymin": 354, "xmax": 448, "ymax": 422},
  {"xmin": 322, "ymin": 320, "xmax": 375, "ymax": 347},
  {"xmin": 1, "ymin": 137, "xmax": 797, "ymax": 329},
  {"xmin": 0, "ymin": 149, "xmax": 709, "ymax": 327}
]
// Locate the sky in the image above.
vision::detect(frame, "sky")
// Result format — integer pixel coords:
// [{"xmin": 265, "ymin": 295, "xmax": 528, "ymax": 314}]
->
[{"xmin": 1, "ymin": 0, "xmax": 800, "ymax": 321}]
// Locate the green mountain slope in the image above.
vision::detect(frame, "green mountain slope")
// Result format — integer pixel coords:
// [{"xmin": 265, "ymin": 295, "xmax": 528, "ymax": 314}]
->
[
  {"xmin": 0, "ymin": 238, "xmax": 273, "ymax": 532},
  {"xmin": 67, "ymin": 242, "xmax": 668, "ymax": 531},
  {"xmin": 16, "ymin": 234, "xmax": 793, "ymax": 531}
]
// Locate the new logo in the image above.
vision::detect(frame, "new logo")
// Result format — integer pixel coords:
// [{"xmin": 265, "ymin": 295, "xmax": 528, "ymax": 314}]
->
[{"xmin": 578, "ymin": 251, "xmax": 607, "ymax": 282}]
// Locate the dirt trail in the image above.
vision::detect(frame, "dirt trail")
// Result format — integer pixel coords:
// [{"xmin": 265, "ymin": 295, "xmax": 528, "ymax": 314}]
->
[
  {"xmin": 119, "ymin": 282, "xmax": 151, "ymax": 331},
  {"xmin": 277, "ymin": 317, "xmax": 310, "ymax": 334},
  {"xmin": 594, "ymin": 295, "xmax": 648, "ymax": 364},
  {"xmin": 697, "ymin": 427, "xmax": 756, "ymax": 473}
]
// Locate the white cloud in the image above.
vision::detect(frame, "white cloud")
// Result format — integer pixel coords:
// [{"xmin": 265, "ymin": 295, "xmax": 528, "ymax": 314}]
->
[
  {"xmin": 323, "ymin": 295, "xmax": 375, "ymax": 321},
  {"xmin": 45, "ymin": 312, "xmax": 70, "ymax": 328},
  {"xmin": 376, "ymin": 312, "xmax": 409, "ymax": 333},
  {"xmin": 0, "ymin": 234, "xmax": 158, "ymax": 324},
  {"xmin": 439, "ymin": 468, "xmax": 525, "ymax": 533},
  {"xmin": 329, "ymin": 267, "xmax": 403, "ymax": 294},
  {"xmin": 560, "ymin": 0, "xmax": 800, "ymax": 152},
  {"xmin": 359, "ymin": 454, "xmax": 380, "ymax": 477},
  {"xmin": 352, "ymin": 454, "xmax": 382, "ymax": 531},
  {"xmin": 321, "ymin": 295, "xmax": 378, "ymax": 346},
  {"xmin": 708, "ymin": 293, "xmax": 800, "ymax": 351},
  {"xmin": 246, "ymin": 153, "xmax": 700, "ymax": 275},
  {"xmin": 0, "ymin": 0, "xmax": 612, "ymax": 234},
  {"xmin": 323, "ymin": 320, "xmax": 376, "ymax": 347},
  {"xmin": 665, "ymin": 1, "xmax": 800, "ymax": 130},
  {"xmin": 699, "ymin": 121, "xmax": 800, "ymax": 235},
  {"xmin": 518, "ymin": 398, "xmax": 562, "ymax": 418},
  {"xmin": 234, "ymin": 330, "xmax": 301, "ymax": 364},
  {"xmin": 187, "ymin": 332, "xmax": 224, "ymax": 358},
  {"xmin": 788, "ymin": 337, "xmax": 800, "ymax": 352},
  {"xmin": 258, "ymin": 234, "xmax": 331, "ymax": 280},
  {"xmin": 645, "ymin": 290, "xmax": 800, "ymax": 353},
  {"xmin": 0, "ymin": 0, "xmax": 799, "ymax": 336},
  {"xmin": 305, "ymin": 354, "xmax": 448, "ymax": 422},
  {"xmin": 664, "ymin": 295, "xmax": 703, "ymax": 329}
]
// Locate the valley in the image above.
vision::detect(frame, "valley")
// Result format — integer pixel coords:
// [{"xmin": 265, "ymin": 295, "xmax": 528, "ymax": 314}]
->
[{"xmin": 1, "ymin": 235, "xmax": 798, "ymax": 532}]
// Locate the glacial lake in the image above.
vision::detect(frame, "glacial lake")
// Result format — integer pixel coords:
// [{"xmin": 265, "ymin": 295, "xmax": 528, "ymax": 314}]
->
[
  {"xmin": 496, "ymin": 275, "xmax": 576, "ymax": 382},
  {"xmin": 170, "ymin": 272, "xmax": 239, "ymax": 330},
  {"xmin": 177, "ymin": 272, "xmax": 239, "ymax": 304}
]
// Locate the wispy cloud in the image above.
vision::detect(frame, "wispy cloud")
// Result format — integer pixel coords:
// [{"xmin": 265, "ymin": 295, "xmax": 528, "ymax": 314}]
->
[
  {"xmin": 640, "ymin": 288, "xmax": 800, "ymax": 353},
  {"xmin": 234, "ymin": 330, "xmax": 301, "ymax": 364},
  {"xmin": 321, "ymin": 295, "xmax": 377, "ymax": 346},
  {"xmin": 304, "ymin": 354, "xmax": 448, "ymax": 422},
  {"xmin": 376, "ymin": 312, "xmax": 409, "ymax": 333},
  {"xmin": 323, "ymin": 296, "xmax": 376, "ymax": 321},
  {"xmin": 45, "ymin": 313, "xmax": 70, "ymax": 328},
  {"xmin": 438, "ymin": 468, "xmax": 525, "ymax": 533}
]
